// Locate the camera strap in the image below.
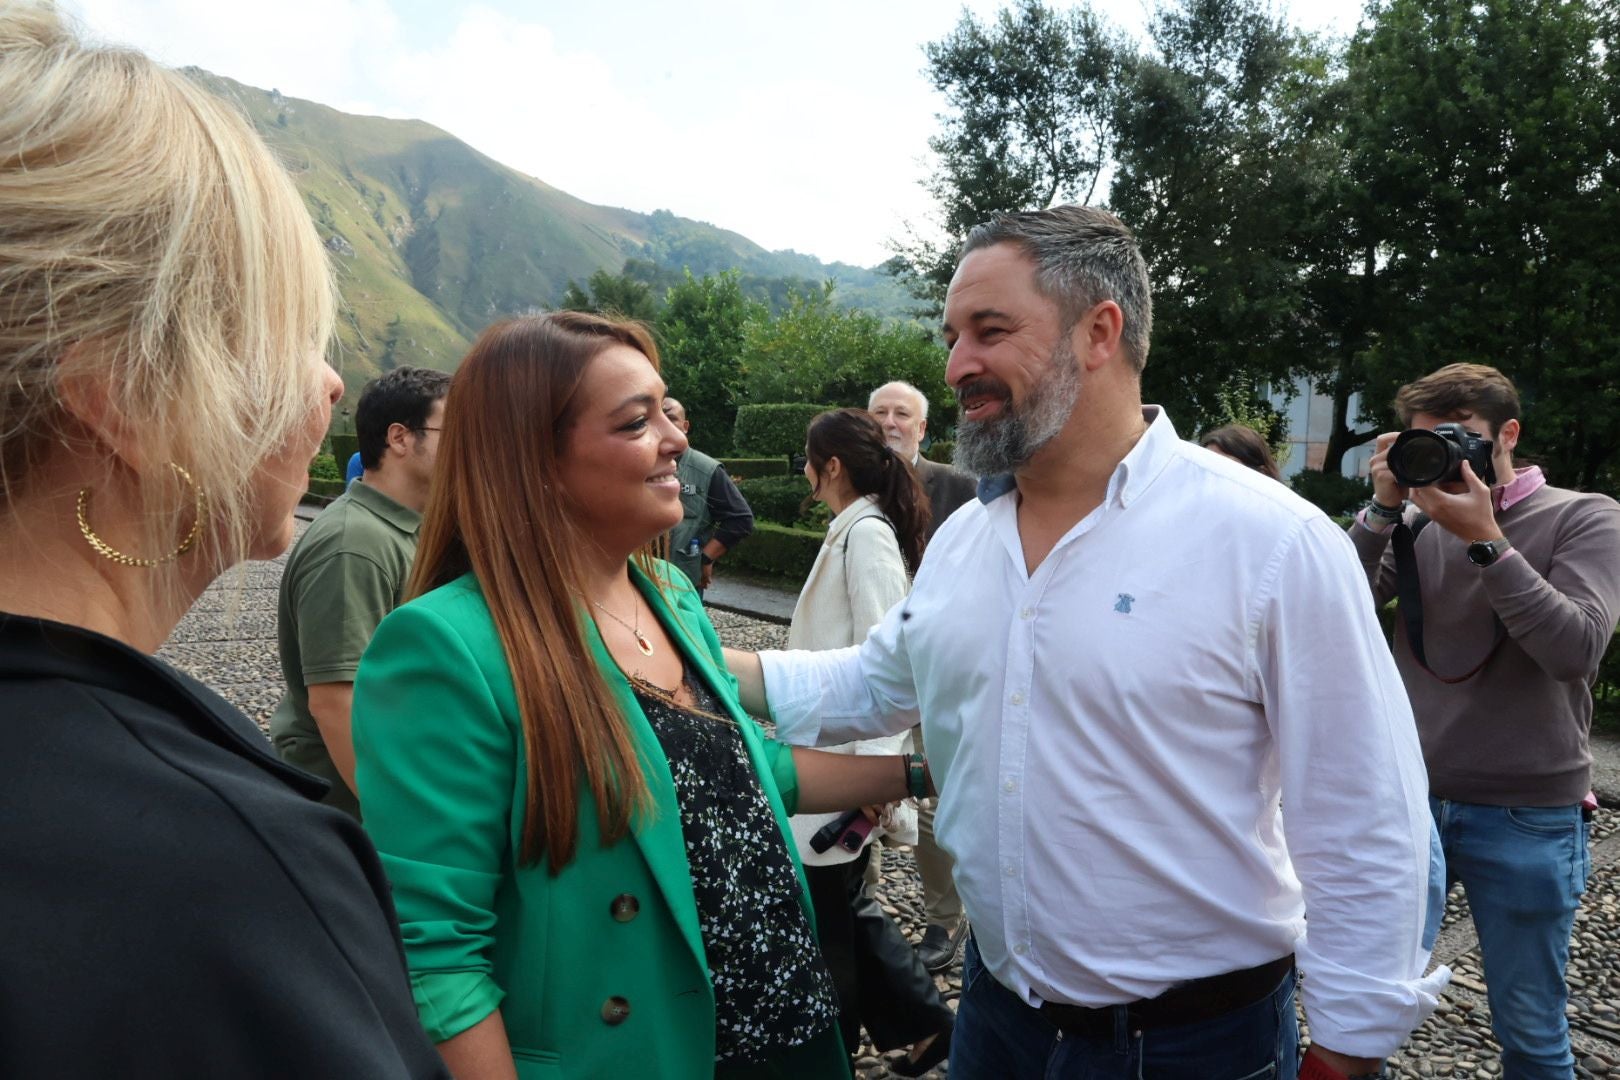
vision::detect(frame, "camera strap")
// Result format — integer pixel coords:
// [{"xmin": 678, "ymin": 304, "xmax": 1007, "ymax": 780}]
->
[{"xmin": 1392, "ymin": 518, "xmax": 1506, "ymax": 684}]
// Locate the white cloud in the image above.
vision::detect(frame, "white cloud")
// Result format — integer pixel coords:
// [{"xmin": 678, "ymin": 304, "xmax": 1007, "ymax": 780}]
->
[
  {"xmin": 62, "ymin": 0, "xmax": 1360, "ymax": 268},
  {"xmin": 63, "ymin": 0, "xmax": 948, "ymax": 266}
]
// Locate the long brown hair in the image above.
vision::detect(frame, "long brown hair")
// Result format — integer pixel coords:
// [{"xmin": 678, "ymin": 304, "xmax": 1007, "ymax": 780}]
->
[
  {"xmin": 409, "ymin": 311, "xmax": 661, "ymax": 870},
  {"xmin": 805, "ymin": 408, "xmax": 931, "ymax": 573},
  {"xmin": 1200, "ymin": 423, "xmax": 1282, "ymax": 482}
]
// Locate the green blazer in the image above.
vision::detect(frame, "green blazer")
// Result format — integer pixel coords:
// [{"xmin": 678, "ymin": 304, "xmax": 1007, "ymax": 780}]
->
[{"xmin": 352, "ymin": 561, "xmax": 847, "ymax": 1080}]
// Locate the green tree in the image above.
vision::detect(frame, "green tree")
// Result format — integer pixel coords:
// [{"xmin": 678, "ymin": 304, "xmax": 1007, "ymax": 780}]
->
[
  {"xmin": 1109, "ymin": 0, "xmax": 1342, "ymax": 437},
  {"xmin": 557, "ymin": 268, "xmax": 660, "ymax": 321},
  {"xmin": 654, "ymin": 270, "xmax": 765, "ymax": 453},
  {"xmin": 897, "ymin": 0, "xmax": 1126, "ymax": 309},
  {"xmin": 739, "ymin": 286, "xmax": 953, "ymax": 429},
  {"xmin": 1343, "ymin": 0, "xmax": 1620, "ymax": 491},
  {"xmin": 906, "ymin": 0, "xmax": 1343, "ymax": 440}
]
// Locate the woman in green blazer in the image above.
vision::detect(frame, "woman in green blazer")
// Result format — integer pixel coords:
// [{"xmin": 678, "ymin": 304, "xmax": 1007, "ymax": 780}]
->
[{"xmin": 353, "ymin": 312, "xmax": 929, "ymax": 1080}]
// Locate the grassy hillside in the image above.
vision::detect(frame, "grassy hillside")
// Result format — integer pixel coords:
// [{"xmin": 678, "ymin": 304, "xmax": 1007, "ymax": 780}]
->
[{"xmin": 191, "ymin": 72, "xmax": 915, "ymax": 395}]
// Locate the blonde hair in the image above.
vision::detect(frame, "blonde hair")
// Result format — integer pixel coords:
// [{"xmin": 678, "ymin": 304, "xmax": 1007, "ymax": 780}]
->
[{"xmin": 0, "ymin": 3, "xmax": 335, "ymax": 579}]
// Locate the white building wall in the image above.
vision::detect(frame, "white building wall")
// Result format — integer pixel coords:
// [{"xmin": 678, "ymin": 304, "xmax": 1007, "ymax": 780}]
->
[{"xmin": 1268, "ymin": 378, "xmax": 1374, "ymax": 481}]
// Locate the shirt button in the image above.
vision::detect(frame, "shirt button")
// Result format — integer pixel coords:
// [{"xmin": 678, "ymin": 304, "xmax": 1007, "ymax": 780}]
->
[
  {"xmin": 1020, "ymin": 607, "xmax": 1034, "ymax": 620},
  {"xmin": 601, "ymin": 996, "xmax": 631, "ymax": 1025},
  {"xmin": 609, "ymin": 893, "xmax": 640, "ymax": 922},
  {"xmin": 1004, "ymin": 864, "xmax": 1017, "ymax": 877},
  {"xmin": 1004, "ymin": 779, "xmax": 1017, "ymax": 793},
  {"xmin": 1010, "ymin": 692, "xmax": 1025, "ymax": 706},
  {"xmin": 1014, "ymin": 943, "xmax": 1029, "ymax": 956}
]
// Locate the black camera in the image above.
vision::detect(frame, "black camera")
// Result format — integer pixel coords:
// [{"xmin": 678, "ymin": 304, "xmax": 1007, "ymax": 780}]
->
[{"xmin": 1387, "ymin": 422, "xmax": 1496, "ymax": 488}]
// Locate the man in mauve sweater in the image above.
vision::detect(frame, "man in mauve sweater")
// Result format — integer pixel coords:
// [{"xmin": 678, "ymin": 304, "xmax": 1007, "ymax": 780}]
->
[{"xmin": 1351, "ymin": 362, "xmax": 1620, "ymax": 1080}]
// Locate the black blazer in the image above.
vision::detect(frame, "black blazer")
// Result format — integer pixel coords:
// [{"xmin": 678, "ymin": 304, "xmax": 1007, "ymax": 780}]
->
[
  {"xmin": 0, "ymin": 613, "xmax": 447, "ymax": 1079},
  {"xmin": 914, "ymin": 456, "xmax": 978, "ymax": 542}
]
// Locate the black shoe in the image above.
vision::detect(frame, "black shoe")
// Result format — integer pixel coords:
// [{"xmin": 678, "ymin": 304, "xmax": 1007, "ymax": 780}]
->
[
  {"xmin": 890, "ymin": 1020, "xmax": 953, "ymax": 1078},
  {"xmin": 916, "ymin": 921, "xmax": 966, "ymax": 974}
]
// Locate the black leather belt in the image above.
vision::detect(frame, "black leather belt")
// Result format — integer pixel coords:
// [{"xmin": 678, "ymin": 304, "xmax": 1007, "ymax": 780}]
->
[{"xmin": 1038, "ymin": 954, "xmax": 1295, "ymax": 1038}]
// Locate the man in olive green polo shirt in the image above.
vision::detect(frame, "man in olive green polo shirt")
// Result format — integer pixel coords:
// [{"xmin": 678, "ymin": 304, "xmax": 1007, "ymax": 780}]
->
[{"xmin": 270, "ymin": 366, "xmax": 450, "ymax": 818}]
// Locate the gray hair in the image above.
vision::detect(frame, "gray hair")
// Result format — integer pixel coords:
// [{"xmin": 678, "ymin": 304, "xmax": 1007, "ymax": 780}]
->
[
  {"xmin": 960, "ymin": 206, "xmax": 1153, "ymax": 374},
  {"xmin": 867, "ymin": 380, "xmax": 929, "ymax": 421}
]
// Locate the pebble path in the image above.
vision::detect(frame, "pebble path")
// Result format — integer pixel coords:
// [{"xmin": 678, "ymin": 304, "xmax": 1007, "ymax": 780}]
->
[{"xmin": 156, "ymin": 536, "xmax": 1620, "ymax": 1079}]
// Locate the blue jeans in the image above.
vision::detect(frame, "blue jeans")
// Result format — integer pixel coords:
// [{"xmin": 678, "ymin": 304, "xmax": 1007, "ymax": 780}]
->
[
  {"xmin": 952, "ymin": 937, "xmax": 1299, "ymax": 1079},
  {"xmin": 1431, "ymin": 798, "xmax": 1591, "ymax": 1080}
]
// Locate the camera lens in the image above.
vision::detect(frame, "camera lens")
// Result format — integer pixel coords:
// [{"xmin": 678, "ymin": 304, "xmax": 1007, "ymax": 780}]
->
[{"xmin": 1389, "ymin": 429, "xmax": 1455, "ymax": 487}]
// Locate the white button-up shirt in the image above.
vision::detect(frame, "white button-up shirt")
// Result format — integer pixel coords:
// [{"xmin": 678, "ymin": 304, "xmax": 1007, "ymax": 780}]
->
[{"xmin": 761, "ymin": 408, "xmax": 1448, "ymax": 1057}]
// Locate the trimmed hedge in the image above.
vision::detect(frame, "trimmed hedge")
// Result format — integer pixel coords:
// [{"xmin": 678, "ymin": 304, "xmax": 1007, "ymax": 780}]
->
[
  {"xmin": 735, "ymin": 475, "xmax": 826, "ymax": 530},
  {"xmin": 329, "ymin": 433, "xmax": 360, "ymax": 468},
  {"xmin": 923, "ymin": 440, "xmax": 955, "ymax": 465},
  {"xmin": 731, "ymin": 521, "xmax": 825, "ymax": 581},
  {"xmin": 308, "ymin": 453, "xmax": 342, "ymax": 482},
  {"xmin": 720, "ymin": 456, "xmax": 790, "ymax": 479},
  {"xmin": 307, "ymin": 478, "xmax": 347, "ymax": 498},
  {"xmin": 1292, "ymin": 469, "xmax": 1372, "ymax": 517},
  {"xmin": 732, "ymin": 403, "xmax": 835, "ymax": 457},
  {"xmin": 1597, "ymin": 643, "xmax": 1620, "ymax": 732}
]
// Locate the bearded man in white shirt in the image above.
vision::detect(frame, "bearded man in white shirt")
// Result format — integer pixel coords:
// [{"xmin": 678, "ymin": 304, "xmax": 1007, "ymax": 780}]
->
[{"xmin": 727, "ymin": 205, "xmax": 1447, "ymax": 1080}]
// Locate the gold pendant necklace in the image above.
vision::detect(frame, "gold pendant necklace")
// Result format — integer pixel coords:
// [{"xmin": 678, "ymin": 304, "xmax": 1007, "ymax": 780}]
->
[{"xmin": 594, "ymin": 599, "xmax": 654, "ymax": 656}]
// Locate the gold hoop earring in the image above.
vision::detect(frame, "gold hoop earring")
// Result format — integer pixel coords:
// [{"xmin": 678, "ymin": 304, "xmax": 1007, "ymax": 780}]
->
[{"xmin": 77, "ymin": 462, "xmax": 208, "ymax": 568}]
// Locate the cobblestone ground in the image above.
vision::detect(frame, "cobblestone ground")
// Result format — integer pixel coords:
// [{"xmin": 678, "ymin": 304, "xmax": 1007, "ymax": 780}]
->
[{"xmin": 158, "ymin": 542, "xmax": 1620, "ymax": 1079}]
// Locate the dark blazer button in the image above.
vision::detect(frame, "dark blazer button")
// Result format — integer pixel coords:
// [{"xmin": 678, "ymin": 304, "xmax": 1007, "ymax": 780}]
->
[
  {"xmin": 610, "ymin": 893, "xmax": 640, "ymax": 922},
  {"xmin": 601, "ymin": 996, "xmax": 631, "ymax": 1025}
]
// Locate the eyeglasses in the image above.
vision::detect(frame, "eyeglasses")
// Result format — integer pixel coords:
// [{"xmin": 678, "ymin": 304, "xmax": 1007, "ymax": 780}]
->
[{"xmin": 414, "ymin": 426, "xmax": 443, "ymax": 434}]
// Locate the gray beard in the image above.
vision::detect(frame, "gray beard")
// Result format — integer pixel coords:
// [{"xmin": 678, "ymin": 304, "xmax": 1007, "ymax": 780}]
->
[{"xmin": 953, "ymin": 340, "xmax": 1082, "ymax": 478}]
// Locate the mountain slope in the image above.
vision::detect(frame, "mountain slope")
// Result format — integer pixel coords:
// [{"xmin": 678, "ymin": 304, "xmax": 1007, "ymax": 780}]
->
[{"xmin": 192, "ymin": 72, "xmax": 912, "ymax": 388}]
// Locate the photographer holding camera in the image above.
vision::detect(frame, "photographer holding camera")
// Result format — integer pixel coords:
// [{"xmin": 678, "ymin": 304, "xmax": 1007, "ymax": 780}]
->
[{"xmin": 1353, "ymin": 363, "xmax": 1620, "ymax": 1080}]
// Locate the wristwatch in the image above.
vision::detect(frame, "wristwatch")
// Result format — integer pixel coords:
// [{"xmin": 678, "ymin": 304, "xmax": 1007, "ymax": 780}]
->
[{"xmin": 1466, "ymin": 536, "xmax": 1512, "ymax": 567}]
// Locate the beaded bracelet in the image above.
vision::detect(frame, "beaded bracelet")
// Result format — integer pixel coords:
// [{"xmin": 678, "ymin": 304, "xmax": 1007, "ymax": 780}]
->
[{"xmin": 902, "ymin": 752, "xmax": 929, "ymax": 800}]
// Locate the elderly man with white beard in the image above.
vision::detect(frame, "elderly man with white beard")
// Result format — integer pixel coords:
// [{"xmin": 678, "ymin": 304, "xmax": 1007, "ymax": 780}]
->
[{"xmin": 726, "ymin": 205, "xmax": 1447, "ymax": 1080}]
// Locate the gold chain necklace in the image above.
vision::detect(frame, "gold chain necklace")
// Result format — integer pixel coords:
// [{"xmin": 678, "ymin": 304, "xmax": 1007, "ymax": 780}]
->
[{"xmin": 593, "ymin": 599, "xmax": 654, "ymax": 657}]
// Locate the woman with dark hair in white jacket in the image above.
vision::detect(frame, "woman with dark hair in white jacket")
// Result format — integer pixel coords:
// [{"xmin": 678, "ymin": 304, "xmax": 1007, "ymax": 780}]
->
[{"xmin": 788, "ymin": 408, "xmax": 954, "ymax": 1077}]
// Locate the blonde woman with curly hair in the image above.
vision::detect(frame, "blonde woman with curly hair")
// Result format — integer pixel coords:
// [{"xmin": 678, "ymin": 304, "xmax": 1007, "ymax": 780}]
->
[{"xmin": 0, "ymin": 6, "xmax": 445, "ymax": 1076}]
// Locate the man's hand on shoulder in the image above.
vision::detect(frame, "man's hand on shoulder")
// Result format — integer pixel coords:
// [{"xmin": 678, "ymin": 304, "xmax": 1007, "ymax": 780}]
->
[{"xmin": 1409, "ymin": 461, "xmax": 1501, "ymax": 544}]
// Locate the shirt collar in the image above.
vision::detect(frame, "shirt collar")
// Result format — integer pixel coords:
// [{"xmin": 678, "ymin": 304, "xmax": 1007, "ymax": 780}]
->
[
  {"xmin": 0, "ymin": 613, "xmax": 329, "ymax": 797},
  {"xmin": 1495, "ymin": 465, "xmax": 1545, "ymax": 512},
  {"xmin": 975, "ymin": 406, "xmax": 1180, "ymax": 507},
  {"xmin": 347, "ymin": 480, "xmax": 422, "ymax": 535}
]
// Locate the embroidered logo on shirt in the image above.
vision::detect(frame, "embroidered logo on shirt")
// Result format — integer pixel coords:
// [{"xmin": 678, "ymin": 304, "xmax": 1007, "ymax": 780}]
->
[{"xmin": 1114, "ymin": 593, "xmax": 1135, "ymax": 614}]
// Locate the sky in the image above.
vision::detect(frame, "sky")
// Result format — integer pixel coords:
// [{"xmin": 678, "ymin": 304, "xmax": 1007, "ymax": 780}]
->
[{"xmin": 67, "ymin": 0, "xmax": 1362, "ymax": 269}]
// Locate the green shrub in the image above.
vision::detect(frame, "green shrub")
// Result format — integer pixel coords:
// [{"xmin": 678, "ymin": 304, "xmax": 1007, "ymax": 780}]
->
[
  {"xmin": 731, "ymin": 522, "xmax": 825, "ymax": 581},
  {"xmin": 1291, "ymin": 469, "xmax": 1371, "ymax": 517},
  {"xmin": 308, "ymin": 454, "xmax": 342, "ymax": 481},
  {"xmin": 739, "ymin": 287, "xmax": 953, "ymax": 429},
  {"xmin": 732, "ymin": 403, "xmax": 835, "ymax": 456},
  {"xmin": 1596, "ymin": 634, "xmax": 1620, "ymax": 734},
  {"xmin": 923, "ymin": 440, "xmax": 955, "ymax": 465},
  {"xmin": 735, "ymin": 475, "xmax": 826, "ymax": 529},
  {"xmin": 329, "ymin": 433, "xmax": 360, "ymax": 469},
  {"xmin": 720, "ymin": 456, "xmax": 790, "ymax": 479},
  {"xmin": 306, "ymin": 478, "xmax": 348, "ymax": 498}
]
